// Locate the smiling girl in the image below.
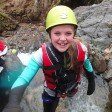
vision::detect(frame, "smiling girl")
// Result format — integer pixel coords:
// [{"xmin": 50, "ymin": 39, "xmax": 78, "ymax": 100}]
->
[{"xmin": 3, "ymin": 5, "xmax": 95, "ymax": 112}]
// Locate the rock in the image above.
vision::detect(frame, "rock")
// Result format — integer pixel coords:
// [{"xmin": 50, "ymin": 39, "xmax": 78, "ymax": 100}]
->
[
  {"xmin": 106, "ymin": 80, "xmax": 112, "ymax": 112},
  {"xmin": 76, "ymin": 0, "xmax": 112, "ymax": 50},
  {"xmin": 3, "ymin": 23, "xmax": 49, "ymax": 53},
  {"xmin": 91, "ymin": 53, "xmax": 107, "ymax": 73},
  {"xmin": 88, "ymin": 45, "xmax": 107, "ymax": 73},
  {"xmin": 20, "ymin": 69, "xmax": 44, "ymax": 112},
  {"xmin": 0, "ymin": 0, "xmax": 61, "ymax": 23},
  {"xmin": 0, "ymin": 10, "xmax": 19, "ymax": 31},
  {"xmin": 103, "ymin": 60, "xmax": 112, "ymax": 81},
  {"xmin": 0, "ymin": 0, "xmax": 111, "ymax": 112},
  {"xmin": 104, "ymin": 45, "xmax": 112, "ymax": 60}
]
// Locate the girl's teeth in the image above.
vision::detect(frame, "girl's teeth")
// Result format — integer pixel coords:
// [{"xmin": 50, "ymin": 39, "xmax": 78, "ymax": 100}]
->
[{"xmin": 61, "ymin": 44, "xmax": 65, "ymax": 46}]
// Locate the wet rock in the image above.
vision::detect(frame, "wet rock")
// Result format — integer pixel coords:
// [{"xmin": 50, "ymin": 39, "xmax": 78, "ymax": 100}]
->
[
  {"xmin": 0, "ymin": 0, "xmax": 111, "ymax": 112},
  {"xmin": 89, "ymin": 47, "xmax": 107, "ymax": 73},
  {"xmin": 103, "ymin": 60, "xmax": 112, "ymax": 81},
  {"xmin": 4, "ymin": 23, "xmax": 49, "ymax": 53},
  {"xmin": 0, "ymin": 10, "xmax": 19, "ymax": 32},
  {"xmin": 0, "ymin": 0, "xmax": 61, "ymax": 23}
]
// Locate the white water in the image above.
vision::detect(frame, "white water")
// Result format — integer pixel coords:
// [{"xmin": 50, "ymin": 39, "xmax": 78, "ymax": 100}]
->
[{"xmin": 17, "ymin": 52, "xmax": 34, "ymax": 66}]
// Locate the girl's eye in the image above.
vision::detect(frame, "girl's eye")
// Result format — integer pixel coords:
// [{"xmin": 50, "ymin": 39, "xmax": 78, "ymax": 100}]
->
[
  {"xmin": 54, "ymin": 32, "xmax": 61, "ymax": 36},
  {"xmin": 66, "ymin": 32, "xmax": 73, "ymax": 36}
]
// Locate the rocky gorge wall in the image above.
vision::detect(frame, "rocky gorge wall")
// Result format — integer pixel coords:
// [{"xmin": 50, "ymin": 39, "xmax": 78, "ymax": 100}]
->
[{"xmin": 0, "ymin": 0, "xmax": 112, "ymax": 112}]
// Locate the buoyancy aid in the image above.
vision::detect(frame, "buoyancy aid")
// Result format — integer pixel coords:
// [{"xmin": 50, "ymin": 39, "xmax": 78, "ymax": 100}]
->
[{"xmin": 42, "ymin": 42, "xmax": 85, "ymax": 94}]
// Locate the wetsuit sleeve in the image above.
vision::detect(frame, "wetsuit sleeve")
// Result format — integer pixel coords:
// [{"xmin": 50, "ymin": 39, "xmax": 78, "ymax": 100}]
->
[
  {"xmin": 0, "ymin": 58, "xmax": 5, "ymax": 73},
  {"xmin": 0, "ymin": 57, "xmax": 5, "ymax": 66},
  {"xmin": 3, "ymin": 49, "xmax": 43, "ymax": 112},
  {"xmin": 12, "ymin": 57, "xmax": 40, "ymax": 88},
  {"xmin": 83, "ymin": 58, "xmax": 95, "ymax": 95},
  {"xmin": 12, "ymin": 47, "xmax": 43, "ymax": 88},
  {"xmin": 84, "ymin": 58, "xmax": 93, "ymax": 72}
]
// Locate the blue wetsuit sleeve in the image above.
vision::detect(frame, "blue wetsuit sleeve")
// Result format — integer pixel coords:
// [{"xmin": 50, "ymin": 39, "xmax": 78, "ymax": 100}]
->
[
  {"xmin": 84, "ymin": 58, "xmax": 95, "ymax": 95},
  {"xmin": 84, "ymin": 58, "xmax": 93, "ymax": 72},
  {"xmin": 12, "ymin": 57, "xmax": 41, "ymax": 89},
  {"xmin": 80, "ymin": 42, "xmax": 93, "ymax": 72}
]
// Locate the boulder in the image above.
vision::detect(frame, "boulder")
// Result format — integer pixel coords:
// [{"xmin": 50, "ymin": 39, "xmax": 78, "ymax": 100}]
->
[{"xmin": 0, "ymin": 10, "xmax": 18, "ymax": 32}]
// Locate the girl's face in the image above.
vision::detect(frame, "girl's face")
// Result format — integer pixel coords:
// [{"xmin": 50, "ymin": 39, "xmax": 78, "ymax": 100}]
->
[{"xmin": 50, "ymin": 24, "xmax": 75, "ymax": 52}]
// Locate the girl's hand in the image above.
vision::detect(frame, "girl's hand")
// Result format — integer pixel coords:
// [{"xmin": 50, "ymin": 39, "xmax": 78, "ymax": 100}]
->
[{"xmin": 87, "ymin": 73, "xmax": 95, "ymax": 95}]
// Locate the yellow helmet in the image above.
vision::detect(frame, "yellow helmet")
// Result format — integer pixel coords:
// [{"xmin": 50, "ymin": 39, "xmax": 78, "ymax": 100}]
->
[{"xmin": 46, "ymin": 5, "xmax": 77, "ymax": 30}]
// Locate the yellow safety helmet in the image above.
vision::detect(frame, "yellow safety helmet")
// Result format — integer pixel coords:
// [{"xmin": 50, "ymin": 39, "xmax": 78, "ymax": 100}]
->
[{"xmin": 46, "ymin": 5, "xmax": 77, "ymax": 30}]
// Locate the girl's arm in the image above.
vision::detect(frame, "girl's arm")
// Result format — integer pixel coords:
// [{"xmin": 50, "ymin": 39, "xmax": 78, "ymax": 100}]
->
[
  {"xmin": 84, "ymin": 58, "xmax": 95, "ymax": 95},
  {"xmin": 3, "ymin": 49, "xmax": 43, "ymax": 112}
]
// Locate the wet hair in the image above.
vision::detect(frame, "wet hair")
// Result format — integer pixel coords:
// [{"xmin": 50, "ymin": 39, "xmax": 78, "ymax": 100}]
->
[
  {"xmin": 66, "ymin": 38, "xmax": 83, "ymax": 75},
  {"xmin": 47, "ymin": 25, "xmax": 82, "ymax": 75}
]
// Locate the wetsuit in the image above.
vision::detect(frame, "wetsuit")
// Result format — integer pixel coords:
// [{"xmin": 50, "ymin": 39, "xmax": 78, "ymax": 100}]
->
[
  {"xmin": 3, "ymin": 42, "xmax": 95, "ymax": 112},
  {"xmin": 0, "ymin": 57, "xmax": 8, "ymax": 112},
  {"xmin": 0, "ymin": 56, "xmax": 25, "ymax": 112}
]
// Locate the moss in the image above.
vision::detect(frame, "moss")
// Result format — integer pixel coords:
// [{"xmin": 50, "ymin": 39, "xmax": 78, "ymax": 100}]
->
[{"xmin": 0, "ymin": 11, "xmax": 19, "ymax": 31}]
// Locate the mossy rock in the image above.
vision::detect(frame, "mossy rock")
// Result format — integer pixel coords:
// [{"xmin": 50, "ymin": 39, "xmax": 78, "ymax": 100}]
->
[{"xmin": 0, "ymin": 11, "xmax": 19, "ymax": 31}]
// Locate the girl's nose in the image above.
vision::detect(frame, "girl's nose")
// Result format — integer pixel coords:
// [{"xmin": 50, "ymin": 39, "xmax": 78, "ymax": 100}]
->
[{"xmin": 60, "ymin": 35, "xmax": 67, "ymax": 41}]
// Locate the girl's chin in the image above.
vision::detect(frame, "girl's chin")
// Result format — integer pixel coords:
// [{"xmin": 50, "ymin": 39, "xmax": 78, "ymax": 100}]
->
[
  {"xmin": 54, "ymin": 44, "xmax": 69, "ymax": 52},
  {"xmin": 57, "ymin": 48, "xmax": 68, "ymax": 52}
]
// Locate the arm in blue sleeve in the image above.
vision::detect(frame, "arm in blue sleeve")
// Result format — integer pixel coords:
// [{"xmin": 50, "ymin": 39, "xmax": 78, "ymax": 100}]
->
[
  {"xmin": 84, "ymin": 58, "xmax": 95, "ymax": 95},
  {"xmin": 12, "ymin": 57, "xmax": 41, "ymax": 89},
  {"xmin": 84, "ymin": 58, "xmax": 93, "ymax": 72},
  {"xmin": 2, "ymin": 55, "xmax": 42, "ymax": 112}
]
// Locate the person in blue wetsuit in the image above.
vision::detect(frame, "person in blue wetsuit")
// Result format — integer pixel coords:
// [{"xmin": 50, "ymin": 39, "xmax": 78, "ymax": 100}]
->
[
  {"xmin": 3, "ymin": 5, "xmax": 95, "ymax": 112},
  {"xmin": 0, "ymin": 40, "xmax": 25, "ymax": 112},
  {"xmin": 0, "ymin": 40, "xmax": 8, "ymax": 111}
]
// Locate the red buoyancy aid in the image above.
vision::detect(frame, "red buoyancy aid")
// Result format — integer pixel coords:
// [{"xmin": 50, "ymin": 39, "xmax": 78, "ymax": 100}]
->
[{"xmin": 42, "ymin": 42, "xmax": 85, "ymax": 90}]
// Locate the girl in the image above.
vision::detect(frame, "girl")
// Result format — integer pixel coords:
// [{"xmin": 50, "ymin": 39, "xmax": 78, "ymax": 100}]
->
[{"xmin": 3, "ymin": 5, "xmax": 95, "ymax": 112}]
